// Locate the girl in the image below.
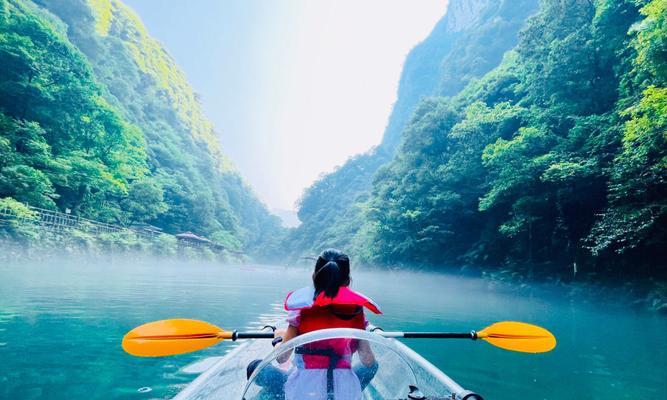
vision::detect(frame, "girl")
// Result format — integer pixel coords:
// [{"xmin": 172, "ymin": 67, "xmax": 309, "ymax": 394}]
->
[{"xmin": 249, "ymin": 249, "xmax": 381, "ymax": 400}]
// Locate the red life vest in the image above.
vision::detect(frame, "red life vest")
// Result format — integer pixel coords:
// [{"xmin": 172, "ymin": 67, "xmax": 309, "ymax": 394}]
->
[{"xmin": 284, "ymin": 286, "xmax": 382, "ymax": 369}]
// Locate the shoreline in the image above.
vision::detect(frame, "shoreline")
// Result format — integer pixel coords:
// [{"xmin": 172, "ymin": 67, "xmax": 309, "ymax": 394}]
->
[
  {"xmin": 4, "ymin": 241, "xmax": 665, "ymax": 313},
  {"xmin": 351, "ymin": 261, "xmax": 667, "ymax": 313}
]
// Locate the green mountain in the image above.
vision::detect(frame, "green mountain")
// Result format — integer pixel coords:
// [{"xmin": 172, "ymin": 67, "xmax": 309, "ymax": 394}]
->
[
  {"xmin": 0, "ymin": 0, "xmax": 284, "ymax": 256},
  {"xmin": 3, "ymin": 0, "xmax": 664, "ymax": 275},
  {"xmin": 366, "ymin": 0, "xmax": 666, "ymax": 277},
  {"xmin": 288, "ymin": 0, "xmax": 540, "ymax": 258},
  {"xmin": 291, "ymin": 0, "xmax": 666, "ymax": 281}
]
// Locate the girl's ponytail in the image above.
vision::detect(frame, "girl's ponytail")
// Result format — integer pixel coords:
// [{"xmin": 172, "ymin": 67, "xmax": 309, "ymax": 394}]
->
[
  {"xmin": 313, "ymin": 260, "xmax": 342, "ymax": 299},
  {"xmin": 312, "ymin": 248, "xmax": 350, "ymax": 299}
]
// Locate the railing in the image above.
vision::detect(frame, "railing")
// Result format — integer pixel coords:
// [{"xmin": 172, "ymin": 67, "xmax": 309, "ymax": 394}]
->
[
  {"xmin": 0, "ymin": 204, "xmax": 138, "ymax": 236},
  {"xmin": 0, "ymin": 203, "xmax": 241, "ymax": 254}
]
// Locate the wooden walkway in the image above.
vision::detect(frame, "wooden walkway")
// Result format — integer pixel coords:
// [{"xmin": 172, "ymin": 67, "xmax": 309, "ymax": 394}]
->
[
  {"xmin": 0, "ymin": 203, "xmax": 243, "ymax": 255},
  {"xmin": 0, "ymin": 204, "xmax": 154, "ymax": 236}
]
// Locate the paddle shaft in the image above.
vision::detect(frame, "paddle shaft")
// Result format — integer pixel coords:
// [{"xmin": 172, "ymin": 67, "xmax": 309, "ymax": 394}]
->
[
  {"xmin": 381, "ymin": 331, "xmax": 477, "ymax": 340},
  {"xmin": 228, "ymin": 330, "xmax": 478, "ymax": 340},
  {"xmin": 232, "ymin": 331, "xmax": 275, "ymax": 340}
]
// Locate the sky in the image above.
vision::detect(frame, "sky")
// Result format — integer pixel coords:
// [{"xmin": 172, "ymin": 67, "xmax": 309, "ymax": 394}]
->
[{"xmin": 123, "ymin": 0, "xmax": 447, "ymax": 212}]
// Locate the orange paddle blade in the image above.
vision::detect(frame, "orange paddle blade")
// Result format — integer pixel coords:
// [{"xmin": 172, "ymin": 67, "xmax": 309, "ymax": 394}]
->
[
  {"xmin": 477, "ymin": 321, "xmax": 556, "ymax": 353},
  {"xmin": 122, "ymin": 319, "xmax": 231, "ymax": 357}
]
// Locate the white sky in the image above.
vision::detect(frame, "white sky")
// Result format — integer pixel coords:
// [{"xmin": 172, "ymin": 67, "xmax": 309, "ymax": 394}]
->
[{"xmin": 124, "ymin": 1, "xmax": 447, "ymax": 211}]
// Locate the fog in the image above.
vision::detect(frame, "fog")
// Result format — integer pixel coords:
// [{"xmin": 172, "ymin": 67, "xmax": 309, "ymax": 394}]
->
[{"xmin": 2, "ymin": 256, "xmax": 665, "ymax": 399}]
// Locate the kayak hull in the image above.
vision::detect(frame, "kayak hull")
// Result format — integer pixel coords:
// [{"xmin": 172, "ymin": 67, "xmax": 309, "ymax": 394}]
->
[
  {"xmin": 174, "ymin": 328, "xmax": 480, "ymax": 400},
  {"xmin": 175, "ymin": 339, "xmax": 270, "ymax": 400}
]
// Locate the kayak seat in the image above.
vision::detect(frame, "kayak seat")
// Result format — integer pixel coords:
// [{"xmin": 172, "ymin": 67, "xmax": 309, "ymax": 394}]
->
[{"xmin": 247, "ymin": 359, "xmax": 262, "ymax": 380}]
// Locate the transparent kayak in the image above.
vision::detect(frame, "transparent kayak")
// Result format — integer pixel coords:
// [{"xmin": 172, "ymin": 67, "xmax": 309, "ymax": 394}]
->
[{"xmin": 174, "ymin": 328, "xmax": 483, "ymax": 400}]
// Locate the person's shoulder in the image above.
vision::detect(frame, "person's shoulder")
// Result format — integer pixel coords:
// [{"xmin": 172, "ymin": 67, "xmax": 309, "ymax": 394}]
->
[
  {"xmin": 341, "ymin": 287, "xmax": 382, "ymax": 315},
  {"xmin": 284, "ymin": 286, "xmax": 315, "ymax": 310}
]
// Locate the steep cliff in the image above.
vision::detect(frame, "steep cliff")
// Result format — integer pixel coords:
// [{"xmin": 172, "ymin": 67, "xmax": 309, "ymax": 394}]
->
[
  {"xmin": 288, "ymin": 0, "xmax": 539, "ymax": 259},
  {"xmin": 381, "ymin": 0, "xmax": 538, "ymax": 151}
]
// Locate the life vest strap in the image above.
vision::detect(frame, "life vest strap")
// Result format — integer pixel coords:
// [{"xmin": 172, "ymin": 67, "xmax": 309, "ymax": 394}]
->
[
  {"xmin": 295, "ymin": 346, "xmax": 346, "ymax": 400},
  {"xmin": 327, "ymin": 305, "xmax": 363, "ymax": 320}
]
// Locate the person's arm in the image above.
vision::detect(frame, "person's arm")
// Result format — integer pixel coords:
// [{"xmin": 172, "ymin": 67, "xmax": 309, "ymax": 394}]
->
[
  {"xmin": 357, "ymin": 339, "xmax": 376, "ymax": 367},
  {"xmin": 275, "ymin": 325, "xmax": 299, "ymax": 364}
]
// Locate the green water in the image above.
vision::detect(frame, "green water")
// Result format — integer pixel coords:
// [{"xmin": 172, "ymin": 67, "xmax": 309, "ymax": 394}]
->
[{"xmin": 0, "ymin": 258, "xmax": 665, "ymax": 399}]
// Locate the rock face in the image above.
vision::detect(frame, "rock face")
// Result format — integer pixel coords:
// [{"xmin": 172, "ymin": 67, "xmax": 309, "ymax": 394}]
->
[
  {"xmin": 445, "ymin": 0, "xmax": 490, "ymax": 32},
  {"xmin": 382, "ymin": 0, "xmax": 538, "ymax": 151}
]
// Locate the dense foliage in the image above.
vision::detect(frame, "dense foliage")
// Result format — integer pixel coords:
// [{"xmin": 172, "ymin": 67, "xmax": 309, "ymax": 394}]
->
[
  {"xmin": 288, "ymin": 0, "xmax": 539, "ymax": 258},
  {"xmin": 365, "ymin": 0, "xmax": 666, "ymax": 277},
  {"xmin": 0, "ymin": 0, "xmax": 147, "ymax": 216},
  {"xmin": 3, "ymin": 0, "xmax": 664, "ymax": 275},
  {"xmin": 0, "ymin": 0, "xmax": 284, "ymax": 257},
  {"xmin": 290, "ymin": 150, "xmax": 391, "ymax": 258},
  {"xmin": 292, "ymin": 0, "xmax": 665, "ymax": 281}
]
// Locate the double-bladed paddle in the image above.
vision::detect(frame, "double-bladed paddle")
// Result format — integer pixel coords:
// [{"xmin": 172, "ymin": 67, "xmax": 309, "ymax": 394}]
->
[{"xmin": 121, "ymin": 319, "xmax": 556, "ymax": 357}]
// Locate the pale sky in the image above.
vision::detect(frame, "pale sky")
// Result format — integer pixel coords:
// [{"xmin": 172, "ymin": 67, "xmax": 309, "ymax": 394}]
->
[{"xmin": 124, "ymin": 1, "xmax": 447, "ymax": 212}]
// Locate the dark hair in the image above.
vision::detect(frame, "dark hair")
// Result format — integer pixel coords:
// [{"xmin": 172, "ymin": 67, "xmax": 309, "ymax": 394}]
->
[{"xmin": 313, "ymin": 249, "xmax": 350, "ymax": 299}]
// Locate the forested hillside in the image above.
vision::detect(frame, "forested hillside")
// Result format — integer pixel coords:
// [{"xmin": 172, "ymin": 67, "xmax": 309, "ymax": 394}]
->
[
  {"xmin": 292, "ymin": 0, "xmax": 666, "ymax": 281},
  {"xmin": 288, "ymin": 0, "xmax": 540, "ymax": 258},
  {"xmin": 0, "ymin": 0, "xmax": 283, "ymax": 257},
  {"xmin": 367, "ymin": 0, "xmax": 667, "ymax": 273},
  {"xmin": 363, "ymin": 0, "xmax": 666, "ymax": 278},
  {"xmin": 2, "ymin": 0, "xmax": 664, "ymax": 274}
]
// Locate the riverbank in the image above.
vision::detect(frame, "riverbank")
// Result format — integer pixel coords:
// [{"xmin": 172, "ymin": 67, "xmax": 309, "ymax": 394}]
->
[
  {"xmin": 477, "ymin": 266, "xmax": 667, "ymax": 314},
  {"xmin": 0, "ymin": 236, "xmax": 242, "ymax": 264},
  {"xmin": 349, "ymin": 259, "xmax": 667, "ymax": 314},
  {"xmin": 0, "ymin": 198, "xmax": 245, "ymax": 263}
]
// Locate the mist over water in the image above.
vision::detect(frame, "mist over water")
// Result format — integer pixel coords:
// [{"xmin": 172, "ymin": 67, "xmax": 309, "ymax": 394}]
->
[{"xmin": 1, "ymin": 258, "xmax": 665, "ymax": 399}]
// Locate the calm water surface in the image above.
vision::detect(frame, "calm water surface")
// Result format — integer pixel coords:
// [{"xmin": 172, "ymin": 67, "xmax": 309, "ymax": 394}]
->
[{"xmin": 0, "ymin": 258, "xmax": 665, "ymax": 399}]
